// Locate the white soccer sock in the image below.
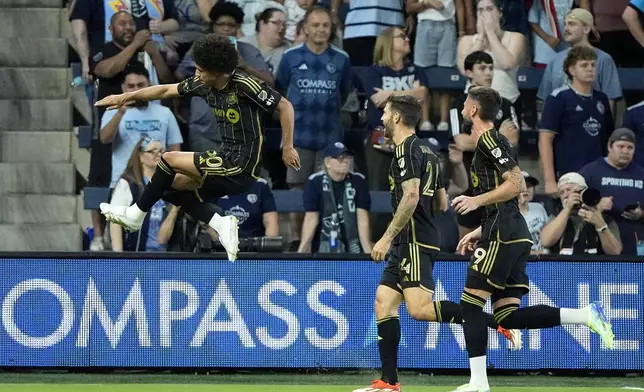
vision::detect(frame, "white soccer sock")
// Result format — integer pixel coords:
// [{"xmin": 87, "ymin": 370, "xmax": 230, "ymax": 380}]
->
[
  {"xmin": 209, "ymin": 213, "xmax": 225, "ymax": 233},
  {"xmin": 560, "ymin": 307, "xmax": 590, "ymax": 326},
  {"xmin": 127, "ymin": 203, "xmax": 146, "ymax": 220},
  {"xmin": 469, "ymin": 355, "xmax": 489, "ymax": 388}
]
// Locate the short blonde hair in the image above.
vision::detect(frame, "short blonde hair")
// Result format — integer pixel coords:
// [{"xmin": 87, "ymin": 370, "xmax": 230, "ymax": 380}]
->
[{"xmin": 373, "ymin": 27, "xmax": 401, "ymax": 67}]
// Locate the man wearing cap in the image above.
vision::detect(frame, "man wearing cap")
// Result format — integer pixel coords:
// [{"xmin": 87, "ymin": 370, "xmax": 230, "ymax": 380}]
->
[
  {"xmin": 537, "ymin": 8, "xmax": 622, "ymax": 114},
  {"xmin": 539, "ymin": 45, "xmax": 614, "ymax": 195},
  {"xmin": 579, "ymin": 128, "xmax": 644, "ymax": 255},
  {"xmin": 622, "ymin": 99, "xmax": 644, "ymax": 167},
  {"xmin": 540, "ymin": 172, "xmax": 622, "ymax": 255},
  {"xmin": 518, "ymin": 172, "xmax": 550, "ymax": 254},
  {"xmin": 298, "ymin": 142, "xmax": 372, "ymax": 254}
]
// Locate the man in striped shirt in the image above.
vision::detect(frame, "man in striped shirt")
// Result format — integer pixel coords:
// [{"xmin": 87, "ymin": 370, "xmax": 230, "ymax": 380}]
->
[{"xmin": 95, "ymin": 34, "xmax": 301, "ymax": 261}]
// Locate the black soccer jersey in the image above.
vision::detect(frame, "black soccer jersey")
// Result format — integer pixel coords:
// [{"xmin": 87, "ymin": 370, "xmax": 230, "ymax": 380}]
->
[
  {"xmin": 177, "ymin": 70, "xmax": 282, "ymax": 178},
  {"xmin": 470, "ymin": 129, "xmax": 531, "ymax": 243},
  {"xmin": 388, "ymin": 135, "xmax": 443, "ymax": 250}
]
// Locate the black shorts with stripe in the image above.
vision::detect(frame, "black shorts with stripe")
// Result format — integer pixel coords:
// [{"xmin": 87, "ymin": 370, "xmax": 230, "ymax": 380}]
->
[
  {"xmin": 381, "ymin": 243, "xmax": 438, "ymax": 294},
  {"xmin": 466, "ymin": 240, "xmax": 532, "ymax": 300},
  {"xmin": 192, "ymin": 150, "xmax": 255, "ymax": 203}
]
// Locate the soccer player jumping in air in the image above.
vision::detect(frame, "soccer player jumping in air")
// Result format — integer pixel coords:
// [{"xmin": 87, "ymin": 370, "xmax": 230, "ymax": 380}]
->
[
  {"xmin": 95, "ymin": 34, "xmax": 301, "ymax": 261},
  {"xmin": 449, "ymin": 86, "xmax": 614, "ymax": 392},
  {"xmin": 355, "ymin": 95, "xmax": 520, "ymax": 392}
]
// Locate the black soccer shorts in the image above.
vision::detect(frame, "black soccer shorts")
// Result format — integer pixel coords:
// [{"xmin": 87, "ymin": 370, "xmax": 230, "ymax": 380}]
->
[
  {"xmin": 192, "ymin": 150, "xmax": 255, "ymax": 202},
  {"xmin": 380, "ymin": 243, "xmax": 438, "ymax": 294},
  {"xmin": 466, "ymin": 240, "xmax": 532, "ymax": 301}
]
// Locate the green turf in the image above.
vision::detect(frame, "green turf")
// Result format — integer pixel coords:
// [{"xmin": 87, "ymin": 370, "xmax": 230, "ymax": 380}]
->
[{"xmin": 0, "ymin": 384, "xmax": 635, "ymax": 392}]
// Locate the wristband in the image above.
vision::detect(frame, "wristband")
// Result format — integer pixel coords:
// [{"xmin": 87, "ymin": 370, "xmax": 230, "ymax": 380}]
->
[{"xmin": 596, "ymin": 224, "xmax": 608, "ymax": 233}]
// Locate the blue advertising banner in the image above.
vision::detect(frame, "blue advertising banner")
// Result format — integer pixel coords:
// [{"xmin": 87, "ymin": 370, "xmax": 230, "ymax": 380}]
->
[{"xmin": 0, "ymin": 258, "xmax": 641, "ymax": 369}]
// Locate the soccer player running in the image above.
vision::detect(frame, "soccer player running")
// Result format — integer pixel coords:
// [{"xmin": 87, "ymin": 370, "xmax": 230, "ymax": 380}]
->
[
  {"xmin": 356, "ymin": 95, "xmax": 518, "ymax": 392},
  {"xmin": 449, "ymin": 86, "xmax": 614, "ymax": 392},
  {"xmin": 95, "ymin": 34, "xmax": 301, "ymax": 261}
]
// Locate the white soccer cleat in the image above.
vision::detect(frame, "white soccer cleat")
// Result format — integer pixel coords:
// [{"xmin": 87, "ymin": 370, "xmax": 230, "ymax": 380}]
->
[
  {"xmin": 216, "ymin": 215, "xmax": 239, "ymax": 262},
  {"xmin": 99, "ymin": 203, "xmax": 144, "ymax": 232},
  {"xmin": 507, "ymin": 328, "xmax": 522, "ymax": 350},
  {"xmin": 588, "ymin": 301, "xmax": 615, "ymax": 349},
  {"xmin": 448, "ymin": 383, "xmax": 490, "ymax": 392}
]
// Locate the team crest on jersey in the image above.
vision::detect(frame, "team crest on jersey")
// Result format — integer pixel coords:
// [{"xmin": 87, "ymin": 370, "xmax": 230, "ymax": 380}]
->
[
  {"xmin": 247, "ymin": 193, "xmax": 257, "ymax": 204},
  {"xmin": 398, "ymin": 158, "xmax": 405, "ymax": 168},
  {"xmin": 227, "ymin": 93, "xmax": 237, "ymax": 105},
  {"xmin": 491, "ymin": 147, "xmax": 502, "ymax": 158},
  {"xmin": 597, "ymin": 101, "xmax": 605, "ymax": 115},
  {"xmin": 257, "ymin": 90, "xmax": 268, "ymax": 102},
  {"xmin": 326, "ymin": 63, "xmax": 336, "ymax": 73}
]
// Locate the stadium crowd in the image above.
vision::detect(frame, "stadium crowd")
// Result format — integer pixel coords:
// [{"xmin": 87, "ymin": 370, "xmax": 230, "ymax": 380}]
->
[{"xmin": 66, "ymin": 0, "xmax": 644, "ymax": 256}]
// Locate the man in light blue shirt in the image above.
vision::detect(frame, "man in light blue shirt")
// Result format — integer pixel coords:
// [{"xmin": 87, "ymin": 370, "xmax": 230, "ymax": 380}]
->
[
  {"xmin": 99, "ymin": 65, "xmax": 183, "ymax": 188},
  {"xmin": 537, "ymin": 8, "xmax": 622, "ymax": 111}
]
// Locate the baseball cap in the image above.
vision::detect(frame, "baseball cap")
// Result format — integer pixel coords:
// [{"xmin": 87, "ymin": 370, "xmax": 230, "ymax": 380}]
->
[
  {"xmin": 608, "ymin": 128, "xmax": 636, "ymax": 145},
  {"xmin": 557, "ymin": 172, "xmax": 587, "ymax": 189},
  {"xmin": 566, "ymin": 8, "xmax": 594, "ymax": 27},
  {"xmin": 324, "ymin": 142, "xmax": 353, "ymax": 158},
  {"xmin": 521, "ymin": 171, "xmax": 539, "ymax": 187}
]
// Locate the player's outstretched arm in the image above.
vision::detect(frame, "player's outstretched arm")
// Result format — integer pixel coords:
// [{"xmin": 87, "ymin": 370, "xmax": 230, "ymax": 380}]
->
[
  {"xmin": 475, "ymin": 166, "xmax": 525, "ymax": 207},
  {"xmin": 95, "ymin": 84, "xmax": 181, "ymax": 109},
  {"xmin": 384, "ymin": 178, "xmax": 420, "ymax": 240}
]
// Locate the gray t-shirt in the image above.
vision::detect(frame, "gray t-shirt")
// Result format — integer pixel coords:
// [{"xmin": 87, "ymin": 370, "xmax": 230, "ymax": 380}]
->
[
  {"xmin": 537, "ymin": 47, "xmax": 622, "ymax": 101},
  {"xmin": 521, "ymin": 202, "xmax": 550, "ymax": 253},
  {"xmin": 239, "ymin": 35, "xmax": 290, "ymax": 75}
]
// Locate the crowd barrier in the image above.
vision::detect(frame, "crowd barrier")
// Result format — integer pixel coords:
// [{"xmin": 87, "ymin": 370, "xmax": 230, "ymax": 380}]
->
[{"xmin": 1, "ymin": 253, "xmax": 642, "ymax": 370}]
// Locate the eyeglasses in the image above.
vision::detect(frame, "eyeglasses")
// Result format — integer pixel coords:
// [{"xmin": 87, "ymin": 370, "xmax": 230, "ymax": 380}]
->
[
  {"xmin": 142, "ymin": 148, "xmax": 165, "ymax": 155},
  {"xmin": 268, "ymin": 20, "xmax": 286, "ymax": 27}
]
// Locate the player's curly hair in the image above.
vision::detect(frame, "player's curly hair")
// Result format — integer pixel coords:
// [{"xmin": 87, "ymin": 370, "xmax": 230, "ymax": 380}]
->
[
  {"xmin": 208, "ymin": 1, "xmax": 244, "ymax": 25},
  {"xmin": 192, "ymin": 34, "xmax": 239, "ymax": 74}
]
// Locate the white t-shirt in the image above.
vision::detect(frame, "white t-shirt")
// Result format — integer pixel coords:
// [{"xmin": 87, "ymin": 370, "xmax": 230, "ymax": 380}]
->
[
  {"xmin": 418, "ymin": 0, "xmax": 455, "ymax": 21},
  {"xmin": 284, "ymin": 0, "xmax": 306, "ymax": 42},
  {"xmin": 521, "ymin": 202, "xmax": 550, "ymax": 253}
]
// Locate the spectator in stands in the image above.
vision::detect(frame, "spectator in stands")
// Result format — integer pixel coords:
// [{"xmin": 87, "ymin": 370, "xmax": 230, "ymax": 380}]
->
[
  {"xmin": 361, "ymin": 27, "xmax": 431, "ymax": 192},
  {"xmin": 70, "ymin": 0, "xmax": 177, "ymax": 85},
  {"xmin": 99, "ymin": 65, "xmax": 183, "ymax": 189},
  {"xmin": 340, "ymin": 0, "xmax": 406, "ymax": 66},
  {"xmin": 449, "ymin": 51, "xmax": 519, "ymax": 238},
  {"xmin": 294, "ymin": 19, "xmax": 308, "ymax": 44},
  {"xmin": 164, "ymin": 0, "xmax": 216, "ymax": 63},
  {"xmin": 175, "ymin": 2, "xmax": 274, "ymax": 84},
  {"xmin": 425, "ymin": 138, "xmax": 469, "ymax": 198},
  {"xmin": 285, "ymin": 0, "xmax": 315, "ymax": 43},
  {"xmin": 528, "ymin": 0, "xmax": 572, "ymax": 68},
  {"xmin": 276, "ymin": 7, "xmax": 351, "ymax": 248},
  {"xmin": 579, "ymin": 128, "xmax": 644, "ymax": 256},
  {"xmin": 110, "ymin": 139, "xmax": 181, "ymax": 252},
  {"xmin": 539, "ymin": 46, "xmax": 614, "ymax": 196},
  {"xmin": 463, "ymin": 0, "xmax": 531, "ymax": 36},
  {"xmin": 216, "ymin": 178, "xmax": 279, "ymax": 238},
  {"xmin": 536, "ymin": 8, "xmax": 622, "ymax": 113},
  {"xmin": 519, "ymin": 171, "xmax": 550, "ymax": 254},
  {"xmin": 88, "ymin": 11, "xmax": 174, "ymax": 251},
  {"xmin": 580, "ymin": 0, "xmax": 644, "ymax": 68},
  {"xmin": 298, "ymin": 143, "xmax": 372, "ymax": 253},
  {"xmin": 235, "ymin": 0, "xmax": 286, "ymax": 37},
  {"xmin": 623, "ymin": 0, "xmax": 644, "ymax": 49},
  {"xmin": 407, "ymin": 0, "xmax": 463, "ymax": 131},
  {"xmin": 540, "ymin": 172, "xmax": 622, "ymax": 255},
  {"xmin": 622, "ymin": 99, "xmax": 644, "ymax": 167},
  {"xmin": 240, "ymin": 8, "xmax": 289, "ymax": 75},
  {"xmin": 457, "ymin": 0, "xmax": 527, "ymax": 119}
]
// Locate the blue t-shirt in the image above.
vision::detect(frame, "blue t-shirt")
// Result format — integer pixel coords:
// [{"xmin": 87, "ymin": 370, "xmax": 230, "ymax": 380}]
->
[
  {"xmin": 303, "ymin": 171, "xmax": 371, "ymax": 251},
  {"xmin": 540, "ymin": 86, "xmax": 614, "ymax": 177},
  {"xmin": 536, "ymin": 47, "xmax": 622, "ymax": 101},
  {"xmin": 276, "ymin": 43, "xmax": 352, "ymax": 151},
  {"xmin": 216, "ymin": 179, "xmax": 277, "ymax": 238},
  {"xmin": 622, "ymin": 101, "xmax": 644, "ymax": 167},
  {"xmin": 101, "ymin": 103, "xmax": 184, "ymax": 187},
  {"xmin": 579, "ymin": 158, "xmax": 644, "ymax": 256},
  {"xmin": 630, "ymin": 0, "xmax": 644, "ymax": 12},
  {"xmin": 361, "ymin": 64, "xmax": 429, "ymax": 129}
]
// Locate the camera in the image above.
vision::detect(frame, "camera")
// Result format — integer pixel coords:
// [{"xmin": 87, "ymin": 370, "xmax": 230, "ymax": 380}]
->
[
  {"xmin": 572, "ymin": 187, "xmax": 601, "ymax": 209},
  {"xmin": 196, "ymin": 235, "xmax": 284, "ymax": 253}
]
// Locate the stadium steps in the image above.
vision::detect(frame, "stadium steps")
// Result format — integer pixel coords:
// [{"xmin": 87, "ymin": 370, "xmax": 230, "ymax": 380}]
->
[{"xmin": 0, "ymin": 0, "xmax": 80, "ymax": 251}]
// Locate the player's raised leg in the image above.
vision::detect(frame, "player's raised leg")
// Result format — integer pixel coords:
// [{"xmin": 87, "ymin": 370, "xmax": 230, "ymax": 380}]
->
[{"xmin": 353, "ymin": 284, "xmax": 404, "ymax": 392}]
